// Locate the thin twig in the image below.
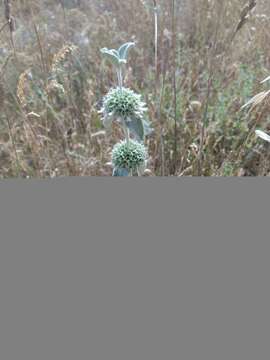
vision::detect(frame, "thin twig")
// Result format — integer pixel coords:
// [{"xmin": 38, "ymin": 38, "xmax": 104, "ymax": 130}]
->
[{"xmin": 171, "ymin": 0, "xmax": 178, "ymax": 174}]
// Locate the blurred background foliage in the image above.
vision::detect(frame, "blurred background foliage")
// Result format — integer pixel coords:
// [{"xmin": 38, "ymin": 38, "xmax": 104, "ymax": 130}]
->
[{"xmin": 1, "ymin": 0, "xmax": 270, "ymax": 177}]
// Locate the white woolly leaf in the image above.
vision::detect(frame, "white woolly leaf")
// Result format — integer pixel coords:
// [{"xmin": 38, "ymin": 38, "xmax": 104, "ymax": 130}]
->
[
  {"xmin": 100, "ymin": 48, "xmax": 121, "ymax": 66},
  {"xmin": 118, "ymin": 42, "xmax": 135, "ymax": 61}
]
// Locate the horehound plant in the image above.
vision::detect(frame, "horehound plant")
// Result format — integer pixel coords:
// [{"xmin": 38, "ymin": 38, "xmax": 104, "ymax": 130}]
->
[{"xmin": 100, "ymin": 42, "xmax": 152, "ymax": 176}]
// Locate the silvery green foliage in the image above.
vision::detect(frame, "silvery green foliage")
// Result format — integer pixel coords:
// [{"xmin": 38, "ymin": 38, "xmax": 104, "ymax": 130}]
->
[
  {"xmin": 100, "ymin": 42, "xmax": 135, "ymax": 67},
  {"xmin": 100, "ymin": 41, "xmax": 152, "ymax": 176},
  {"xmin": 140, "ymin": 0, "xmax": 159, "ymax": 12},
  {"xmin": 102, "ymin": 87, "xmax": 146, "ymax": 120},
  {"xmin": 112, "ymin": 167, "xmax": 130, "ymax": 177},
  {"xmin": 101, "ymin": 87, "xmax": 148, "ymax": 141},
  {"xmin": 112, "ymin": 140, "xmax": 147, "ymax": 173}
]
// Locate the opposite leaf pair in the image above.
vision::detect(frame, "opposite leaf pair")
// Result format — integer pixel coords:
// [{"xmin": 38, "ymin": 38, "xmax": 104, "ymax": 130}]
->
[{"xmin": 100, "ymin": 42, "xmax": 135, "ymax": 68}]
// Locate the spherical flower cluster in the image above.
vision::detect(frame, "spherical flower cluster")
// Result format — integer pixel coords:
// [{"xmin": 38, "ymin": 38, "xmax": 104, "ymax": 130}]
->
[
  {"xmin": 101, "ymin": 87, "xmax": 147, "ymax": 125},
  {"xmin": 112, "ymin": 139, "xmax": 147, "ymax": 171}
]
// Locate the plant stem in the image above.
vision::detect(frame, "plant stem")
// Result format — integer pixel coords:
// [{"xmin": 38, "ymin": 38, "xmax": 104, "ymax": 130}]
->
[
  {"xmin": 118, "ymin": 66, "xmax": 128, "ymax": 147},
  {"xmin": 153, "ymin": 1, "xmax": 158, "ymax": 93},
  {"xmin": 117, "ymin": 66, "xmax": 123, "ymax": 90},
  {"xmin": 171, "ymin": 0, "xmax": 178, "ymax": 174},
  {"xmin": 125, "ymin": 126, "xmax": 130, "ymax": 146}
]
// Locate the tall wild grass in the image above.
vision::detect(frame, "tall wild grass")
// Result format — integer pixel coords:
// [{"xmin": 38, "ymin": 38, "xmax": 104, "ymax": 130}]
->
[{"xmin": 0, "ymin": 0, "xmax": 270, "ymax": 177}]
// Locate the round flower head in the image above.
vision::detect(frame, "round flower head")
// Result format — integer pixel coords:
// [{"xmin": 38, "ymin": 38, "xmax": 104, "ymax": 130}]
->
[
  {"xmin": 101, "ymin": 87, "xmax": 147, "ymax": 127},
  {"xmin": 112, "ymin": 139, "xmax": 147, "ymax": 171}
]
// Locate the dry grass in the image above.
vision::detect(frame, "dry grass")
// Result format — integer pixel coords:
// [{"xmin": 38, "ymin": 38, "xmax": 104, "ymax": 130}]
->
[{"xmin": 0, "ymin": 0, "xmax": 270, "ymax": 177}]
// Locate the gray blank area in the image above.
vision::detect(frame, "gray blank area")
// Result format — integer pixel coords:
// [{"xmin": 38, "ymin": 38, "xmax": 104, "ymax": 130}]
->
[{"xmin": 0, "ymin": 179, "xmax": 269, "ymax": 360}]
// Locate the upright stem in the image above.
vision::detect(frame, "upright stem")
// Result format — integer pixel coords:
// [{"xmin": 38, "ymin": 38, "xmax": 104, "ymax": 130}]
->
[
  {"xmin": 171, "ymin": 0, "xmax": 178, "ymax": 174},
  {"xmin": 118, "ymin": 65, "xmax": 128, "ymax": 146},
  {"xmin": 197, "ymin": 1, "xmax": 223, "ymax": 176},
  {"xmin": 124, "ymin": 126, "xmax": 130, "ymax": 146},
  {"xmin": 117, "ymin": 66, "xmax": 123, "ymax": 90},
  {"xmin": 153, "ymin": 1, "xmax": 158, "ymax": 93}
]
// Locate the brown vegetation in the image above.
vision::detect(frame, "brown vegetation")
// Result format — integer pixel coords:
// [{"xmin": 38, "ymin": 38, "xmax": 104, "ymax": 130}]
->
[{"xmin": 1, "ymin": 0, "xmax": 270, "ymax": 177}]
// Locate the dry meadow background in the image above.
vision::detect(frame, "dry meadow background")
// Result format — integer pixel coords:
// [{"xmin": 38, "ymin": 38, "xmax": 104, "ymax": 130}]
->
[{"xmin": 0, "ymin": 0, "xmax": 270, "ymax": 177}]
